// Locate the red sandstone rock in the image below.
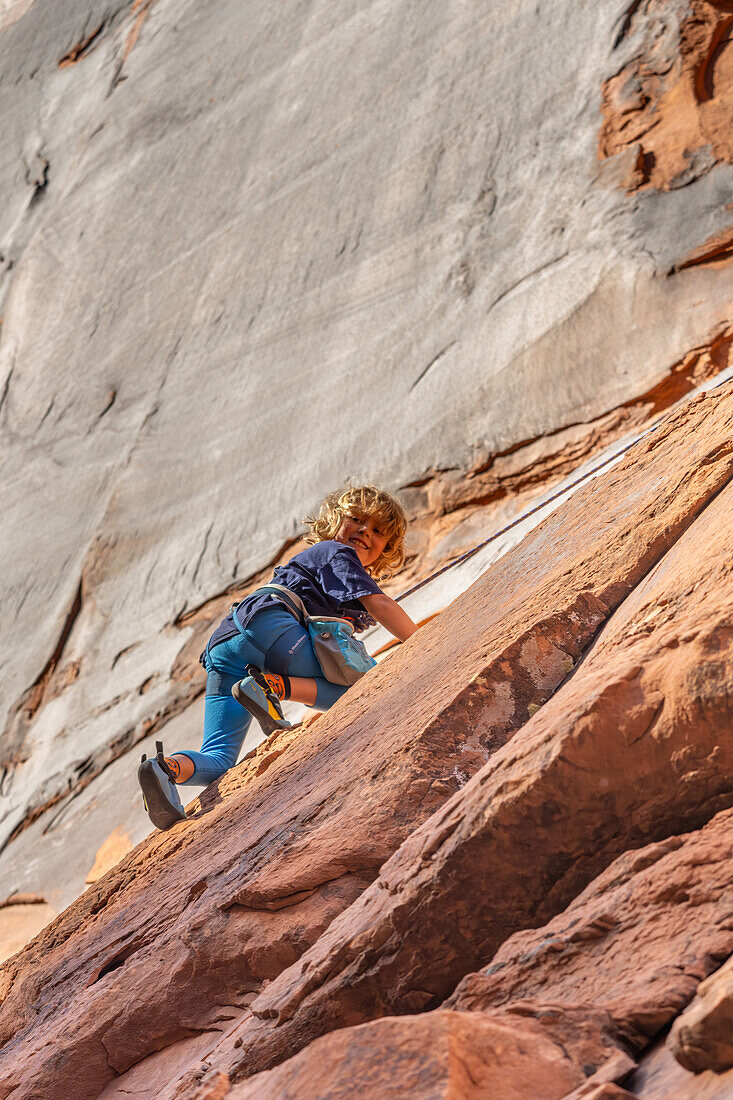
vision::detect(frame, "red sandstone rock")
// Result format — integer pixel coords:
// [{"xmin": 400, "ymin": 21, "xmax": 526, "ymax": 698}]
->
[
  {"xmin": 228, "ymin": 1008, "xmax": 627, "ymax": 1100},
  {"xmin": 214, "ymin": 426, "xmax": 733, "ymax": 1083},
  {"xmin": 1, "ymin": 386, "xmax": 733, "ymax": 1099},
  {"xmin": 210, "ymin": 811, "xmax": 733, "ymax": 1098},
  {"xmin": 668, "ymin": 955, "xmax": 733, "ymax": 1074},
  {"xmin": 599, "ymin": 0, "xmax": 733, "ymax": 193},
  {"xmin": 563, "ymin": 1073, "xmax": 638, "ymax": 1100},
  {"xmin": 449, "ymin": 809, "xmax": 733, "ymax": 1044},
  {"xmin": 572, "ymin": 1088, "xmax": 636, "ymax": 1100},
  {"xmin": 628, "ymin": 1040, "xmax": 733, "ymax": 1098}
]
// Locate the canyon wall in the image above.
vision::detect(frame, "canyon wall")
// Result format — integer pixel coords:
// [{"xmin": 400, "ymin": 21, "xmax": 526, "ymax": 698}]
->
[{"xmin": 1, "ymin": 1, "xmax": 733, "ymax": 1096}]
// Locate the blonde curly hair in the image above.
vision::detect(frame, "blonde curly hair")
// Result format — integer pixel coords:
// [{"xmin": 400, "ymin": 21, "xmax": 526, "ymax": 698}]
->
[{"xmin": 304, "ymin": 484, "xmax": 407, "ymax": 579}]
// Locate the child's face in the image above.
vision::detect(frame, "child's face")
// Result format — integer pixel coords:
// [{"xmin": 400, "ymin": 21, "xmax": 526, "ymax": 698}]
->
[{"xmin": 334, "ymin": 511, "xmax": 388, "ymax": 568}]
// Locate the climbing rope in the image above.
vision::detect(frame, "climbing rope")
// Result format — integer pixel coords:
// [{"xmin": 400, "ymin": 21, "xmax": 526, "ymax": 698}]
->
[{"xmin": 395, "ymin": 372, "xmax": 732, "ymax": 603}]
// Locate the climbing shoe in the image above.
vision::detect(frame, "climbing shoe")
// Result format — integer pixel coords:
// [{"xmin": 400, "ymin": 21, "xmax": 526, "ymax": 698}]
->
[
  {"xmin": 254, "ymin": 667, "xmax": 289, "ymax": 701},
  {"xmin": 138, "ymin": 740, "xmax": 187, "ymax": 831},
  {"xmin": 232, "ymin": 667, "xmax": 292, "ymax": 737}
]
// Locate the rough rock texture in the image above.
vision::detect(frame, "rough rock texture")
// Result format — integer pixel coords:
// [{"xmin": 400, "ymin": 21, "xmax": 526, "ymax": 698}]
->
[
  {"xmin": 236, "ymin": 808, "xmax": 733, "ymax": 1098},
  {"xmin": 229, "ymin": 1008, "xmax": 630, "ymax": 1100},
  {"xmin": 2, "ymin": 383, "xmax": 733, "ymax": 1098},
  {"xmin": 205, "ymin": 810, "xmax": 733, "ymax": 1098},
  {"xmin": 629, "ymin": 1042, "xmax": 733, "ymax": 1098},
  {"xmin": 669, "ymin": 955, "xmax": 733, "ymax": 1074},
  {"xmin": 600, "ymin": 0, "xmax": 733, "ymax": 195},
  {"xmin": 4, "ymin": 0, "xmax": 733, "ymax": 913},
  {"xmin": 449, "ymin": 808, "xmax": 733, "ymax": 1045}
]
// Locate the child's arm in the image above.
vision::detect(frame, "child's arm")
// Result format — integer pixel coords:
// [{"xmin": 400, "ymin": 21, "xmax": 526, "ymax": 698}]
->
[{"xmin": 359, "ymin": 593, "xmax": 418, "ymax": 642}]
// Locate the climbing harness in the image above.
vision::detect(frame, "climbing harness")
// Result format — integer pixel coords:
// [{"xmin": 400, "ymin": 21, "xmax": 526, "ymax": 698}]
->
[{"xmin": 250, "ymin": 584, "xmax": 376, "ymax": 685}]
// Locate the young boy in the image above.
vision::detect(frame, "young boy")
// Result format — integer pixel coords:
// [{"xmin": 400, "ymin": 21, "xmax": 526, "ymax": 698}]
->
[{"xmin": 138, "ymin": 485, "xmax": 417, "ymax": 829}]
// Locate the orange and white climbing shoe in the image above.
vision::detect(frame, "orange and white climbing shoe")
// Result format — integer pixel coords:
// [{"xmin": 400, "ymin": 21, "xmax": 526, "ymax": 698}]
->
[{"xmin": 232, "ymin": 667, "xmax": 291, "ymax": 737}]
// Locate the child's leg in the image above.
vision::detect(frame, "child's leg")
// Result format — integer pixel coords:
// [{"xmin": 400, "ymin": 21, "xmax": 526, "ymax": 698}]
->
[
  {"xmin": 172, "ymin": 636, "xmax": 261, "ymax": 786},
  {"xmin": 175, "ymin": 681, "xmax": 251, "ymax": 785},
  {"xmin": 289, "ymin": 673, "xmax": 345, "ymax": 709},
  {"xmin": 286, "ymin": 676, "xmax": 317, "ymax": 706}
]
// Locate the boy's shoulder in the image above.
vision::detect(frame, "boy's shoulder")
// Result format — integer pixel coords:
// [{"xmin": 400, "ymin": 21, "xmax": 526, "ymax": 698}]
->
[
  {"xmin": 291, "ymin": 540, "xmax": 375, "ymax": 578},
  {"xmin": 294, "ymin": 540, "xmax": 358, "ymax": 564}
]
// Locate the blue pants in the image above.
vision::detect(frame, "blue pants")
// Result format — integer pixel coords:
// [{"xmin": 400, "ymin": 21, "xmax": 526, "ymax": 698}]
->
[{"xmin": 178, "ymin": 605, "xmax": 348, "ymax": 785}]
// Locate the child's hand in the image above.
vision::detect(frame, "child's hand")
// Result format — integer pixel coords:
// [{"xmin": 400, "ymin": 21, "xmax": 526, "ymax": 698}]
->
[{"xmin": 359, "ymin": 593, "xmax": 418, "ymax": 642}]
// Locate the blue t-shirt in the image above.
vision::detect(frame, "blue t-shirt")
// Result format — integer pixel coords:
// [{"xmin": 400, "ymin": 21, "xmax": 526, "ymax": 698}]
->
[{"xmin": 206, "ymin": 541, "xmax": 383, "ymax": 654}]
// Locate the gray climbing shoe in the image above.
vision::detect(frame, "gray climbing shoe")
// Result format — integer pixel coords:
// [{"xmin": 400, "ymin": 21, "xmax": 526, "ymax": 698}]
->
[{"xmin": 138, "ymin": 741, "xmax": 187, "ymax": 830}]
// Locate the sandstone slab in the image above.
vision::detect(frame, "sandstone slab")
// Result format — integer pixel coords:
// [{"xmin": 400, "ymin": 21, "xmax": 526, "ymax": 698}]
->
[
  {"xmin": 600, "ymin": 0, "xmax": 733, "ymax": 195},
  {"xmin": 669, "ymin": 955, "xmax": 733, "ymax": 1074},
  {"xmin": 212, "ymin": 809, "xmax": 733, "ymax": 1099},
  {"xmin": 567, "ymin": 1088, "xmax": 636, "ymax": 1100},
  {"xmin": 214, "ymin": 416, "xmax": 733, "ymax": 1081},
  {"xmin": 449, "ymin": 809, "xmax": 733, "ymax": 1048},
  {"xmin": 229, "ymin": 1007, "xmax": 629, "ymax": 1100},
  {"xmin": 96, "ymin": 1022, "xmax": 247, "ymax": 1100},
  {"xmin": 628, "ymin": 1041, "xmax": 733, "ymax": 1099}
]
